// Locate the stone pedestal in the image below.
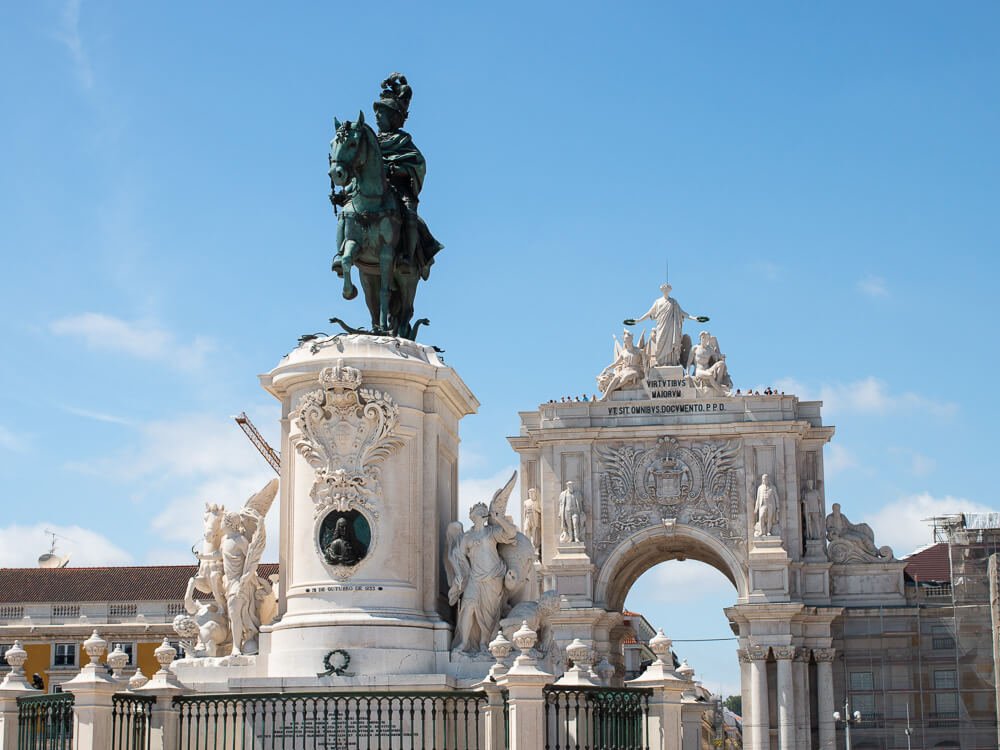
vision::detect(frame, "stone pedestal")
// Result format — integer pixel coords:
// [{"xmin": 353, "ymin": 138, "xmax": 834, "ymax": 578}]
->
[
  {"xmin": 0, "ymin": 680, "xmax": 38, "ymax": 750},
  {"xmin": 748, "ymin": 536, "xmax": 790, "ymax": 603},
  {"xmin": 259, "ymin": 335, "xmax": 478, "ymax": 680},
  {"xmin": 627, "ymin": 664, "xmax": 685, "ymax": 750}
]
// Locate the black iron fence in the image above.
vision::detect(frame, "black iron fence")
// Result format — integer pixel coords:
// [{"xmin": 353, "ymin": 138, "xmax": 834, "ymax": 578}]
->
[
  {"xmin": 16, "ymin": 693, "xmax": 74, "ymax": 750},
  {"xmin": 112, "ymin": 693, "xmax": 155, "ymax": 750},
  {"xmin": 174, "ymin": 691, "xmax": 491, "ymax": 750},
  {"xmin": 543, "ymin": 685, "xmax": 652, "ymax": 750}
]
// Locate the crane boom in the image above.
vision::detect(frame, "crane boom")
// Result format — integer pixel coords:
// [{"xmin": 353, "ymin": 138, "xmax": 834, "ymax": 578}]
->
[{"xmin": 234, "ymin": 412, "xmax": 281, "ymax": 474}]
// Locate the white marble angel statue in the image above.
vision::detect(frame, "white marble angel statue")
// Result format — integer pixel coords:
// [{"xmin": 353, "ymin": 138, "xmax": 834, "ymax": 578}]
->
[
  {"xmin": 445, "ymin": 472, "xmax": 536, "ymax": 655},
  {"xmin": 597, "ymin": 329, "xmax": 649, "ymax": 400},
  {"xmin": 221, "ymin": 479, "xmax": 279, "ymax": 656}
]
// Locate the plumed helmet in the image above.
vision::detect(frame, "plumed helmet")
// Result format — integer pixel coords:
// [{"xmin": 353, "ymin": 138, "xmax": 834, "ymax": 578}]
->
[{"xmin": 373, "ymin": 72, "xmax": 412, "ymax": 122}]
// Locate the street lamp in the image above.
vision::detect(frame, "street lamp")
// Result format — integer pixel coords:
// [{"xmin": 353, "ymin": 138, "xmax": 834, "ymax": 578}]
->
[{"xmin": 833, "ymin": 697, "xmax": 863, "ymax": 750}]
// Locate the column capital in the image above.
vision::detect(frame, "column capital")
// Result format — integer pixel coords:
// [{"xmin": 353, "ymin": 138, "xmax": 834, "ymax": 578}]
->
[
  {"xmin": 773, "ymin": 646, "xmax": 794, "ymax": 661},
  {"xmin": 793, "ymin": 646, "xmax": 811, "ymax": 662},
  {"xmin": 748, "ymin": 644, "xmax": 770, "ymax": 662},
  {"xmin": 813, "ymin": 647, "xmax": 836, "ymax": 663},
  {"xmin": 736, "ymin": 648, "xmax": 751, "ymax": 664}
]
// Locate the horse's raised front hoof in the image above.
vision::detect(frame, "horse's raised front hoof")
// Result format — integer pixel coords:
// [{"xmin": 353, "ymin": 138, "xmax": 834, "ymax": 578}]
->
[
  {"xmin": 343, "ymin": 285, "xmax": 358, "ymax": 301},
  {"xmin": 331, "ymin": 256, "xmax": 344, "ymax": 278}
]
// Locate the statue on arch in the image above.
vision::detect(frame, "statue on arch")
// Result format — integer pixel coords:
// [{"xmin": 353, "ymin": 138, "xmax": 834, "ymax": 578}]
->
[
  {"xmin": 826, "ymin": 502, "xmax": 894, "ymax": 563},
  {"xmin": 523, "ymin": 488, "xmax": 542, "ymax": 556},
  {"xmin": 597, "ymin": 329, "xmax": 648, "ymax": 400},
  {"xmin": 558, "ymin": 481, "xmax": 586, "ymax": 544},
  {"xmin": 753, "ymin": 473, "xmax": 779, "ymax": 537},
  {"xmin": 445, "ymin": 473, "xmax": 536, "ymax": 655},
  {"xmin": 802, "ymin": 479, "xmax": 825, "ymax": 541},
  {"xmin": 687, "ymin": 331, "xmax": 733, "ymax": 396},
  {"xmin": 625, "ymin": 283, "xmax": 709, "ymax": 367}
]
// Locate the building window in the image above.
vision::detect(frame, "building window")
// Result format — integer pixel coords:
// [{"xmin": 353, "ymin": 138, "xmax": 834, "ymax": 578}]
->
[
  {"xmin": 109, "ymin": 642, "xmax": 135, "ymax": 666},
  {"xmin": 849, "ymin": 671, "xmax": 874, "ymax": 691},
  {"xmin": 931, "ymin": 625, "xmax": 955, "ymax": 650},
  {"xmin": 0, "ymin": 643, "xmax": 11, "ymax": 668},
  {"xmin": 168, "ymin": 641, "xmax": 187, "ymax": 659},
  {"xmin": 53, "ymin": 643, "xmax": 76, "ymax": 667},
  {"xmin": 934, "ymin": 669, "xmax": 957, "ymax": 690}
]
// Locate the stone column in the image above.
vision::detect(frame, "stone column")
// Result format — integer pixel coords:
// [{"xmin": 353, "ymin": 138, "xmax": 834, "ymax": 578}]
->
[
  {"xmin": 679, "ymin": 698, "xmax": 702, "ymax": 750},
  {"xmin": 814, "ymin": 649, "xmax": 836, "ymax": 750},
  {"xmin": 627, "ymin": 630, "xmax": 685, "ymax": 750},
  {"xmin": 793, "ymin": 648, "xmax": 812, "ymax": 749},
  {"xmin": 774, "ymin": 647, "xmax": 795, "ymax": 750},
  {"xmin": 0, "ymin": 642, "xmax": 40, "ymax": 750},
  {"xmin": 499, "ymin": 623, "xmax": 554, "ymax": 750},
  {"xmin": 738, "ymin": 648, "xmax": 752, "ymax": 741},
  {"xmin": 61, "ymin": 632, "xmax": 118, "ymax": 750},
  {"xmin": 134, "ymin": 640, "xmax": 184, "ymax": 750},
  {"xmin": 747, "ymin": 645, "xmax": 770, "ymax": 750}
]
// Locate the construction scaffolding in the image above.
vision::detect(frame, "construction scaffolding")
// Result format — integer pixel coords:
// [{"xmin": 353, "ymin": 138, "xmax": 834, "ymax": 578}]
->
[{"xmin": 837, "ymin": 514, "xmax": 1000, "ymax": 749}]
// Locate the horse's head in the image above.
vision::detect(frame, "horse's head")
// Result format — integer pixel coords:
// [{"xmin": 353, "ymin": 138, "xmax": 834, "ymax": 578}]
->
[
  {"xmin": 202, "ymin": 503, "xmax": 224, "ymax": 543},
  {"xmin": 329, "ymin": 111, "xmax": 373, "ymax": 188}
]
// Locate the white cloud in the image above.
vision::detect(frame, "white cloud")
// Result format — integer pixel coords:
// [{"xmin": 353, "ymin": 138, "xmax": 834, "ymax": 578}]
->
[
  {"xmin": 66, "ymin": 413, "xmax": 278, "ymax": 559},
  {"xmin": 631, "ymin": 560, "xmax": 736, "ymax": 605},
  {"xmin": 824, "ymin": 444, "xmax": 857, "ymax": 478},
  {"xmin": 0, "ymin": 523, "xmax": 132, "ymax": 567},
  {"xmin": 458, "ymin": 466, "xmax": 520, "ymax": 526},
  {"xmin": 910, "ymin": 452, "xmax": 936, "ymax": 477},
  {"xmin": 857, "ymin": 275, "xmax": 889, "ymax": 298},
  {"xmin": 863, "ymin": 493, "xmax": 998, "ymax": 558},
  {"xmin": 774, "ymin": 376, "xmax": 956, "ymax": 418},
  {"xmin": 54, "ymin": 0, "xmax": 93, "ymax": 90},
  {"xmin": 50, "ymin": 313, "xmax": 214, "ymax": 371},
  {"xmin": 747, "ymin": 260, "xmax": 781, "ymax": 281},
  {"xmin": 60, "ymin": 405, "xmax": 133, "ymax": 426},
  {"xmin": 0, "ymin": 425, "xmax": 26, "ymax": 453}
]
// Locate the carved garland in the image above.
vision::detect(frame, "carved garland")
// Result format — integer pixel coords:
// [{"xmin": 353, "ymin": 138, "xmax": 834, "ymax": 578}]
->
[
  {"xmin": 596, "ymin": 436, "xmax": 744, "ymax": 551},
  {"xmin": 292, "ymin": 361, "xmax": 404, "ymax": 518}
]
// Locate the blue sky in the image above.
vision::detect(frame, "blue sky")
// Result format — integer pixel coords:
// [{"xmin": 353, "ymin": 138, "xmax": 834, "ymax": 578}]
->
[{"xmin": 1, "ymin": 1, "xmax": 998, "ymax": 695}]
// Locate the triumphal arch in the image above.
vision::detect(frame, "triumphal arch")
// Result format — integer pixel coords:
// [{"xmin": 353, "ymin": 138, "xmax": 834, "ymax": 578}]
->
[{"xmin": 510, "ymin": 282, "xmax": 903, "ymax": 750}]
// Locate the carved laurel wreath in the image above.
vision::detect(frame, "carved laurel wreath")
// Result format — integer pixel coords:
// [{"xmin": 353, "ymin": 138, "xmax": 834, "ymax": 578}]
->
[{"xmin": 317, "ymin": 649, "xmax": 351, "ymax": 677}]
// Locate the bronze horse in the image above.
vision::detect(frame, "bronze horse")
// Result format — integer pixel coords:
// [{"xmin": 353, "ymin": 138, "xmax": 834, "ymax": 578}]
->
[{"xmin": 329, "ymin": 113, "xmax": 421, "ymax": 338}]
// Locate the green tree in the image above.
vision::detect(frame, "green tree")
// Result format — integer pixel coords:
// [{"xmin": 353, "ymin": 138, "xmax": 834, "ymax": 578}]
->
[{"xmin": 723, "ymin": 694, "xmax": 742, "ymax": 715}]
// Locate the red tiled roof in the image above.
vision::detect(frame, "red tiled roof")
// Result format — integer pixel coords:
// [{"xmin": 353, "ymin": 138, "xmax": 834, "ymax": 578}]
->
[
  {"xmin": 0, "ymin": 564, "xmax": 279, "ymax": 603},
  {"xmin": 903, "ymin": 543, "xmax": 950, "ymax": 584}
]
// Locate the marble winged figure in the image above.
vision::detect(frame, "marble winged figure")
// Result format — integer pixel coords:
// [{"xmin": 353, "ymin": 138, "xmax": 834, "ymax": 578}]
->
[
  {"xmin": 175, "ymin": 479, "xmax": 279, "ymax": 658},
  {"xmin": 445, "ymin": 472, "xmax": 536, "ymax": 655},
  {"xmin": 597, "ymin": 329, "xmax": 649, "ymax": 400}
]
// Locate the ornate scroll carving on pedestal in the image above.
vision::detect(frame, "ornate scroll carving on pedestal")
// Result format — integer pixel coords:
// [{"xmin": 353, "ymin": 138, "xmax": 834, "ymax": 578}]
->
[
  {"xmin": 292, "ymin": 360, "xmax": 404, "ymax": 518},
  {"xmin": 596, "ymin": 436, "xmax": 744, "ymax": 551}
]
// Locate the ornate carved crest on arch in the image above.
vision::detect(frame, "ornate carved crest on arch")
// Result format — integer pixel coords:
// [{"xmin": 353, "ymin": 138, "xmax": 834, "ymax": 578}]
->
[
  {"xmin": 595, "ymin": 436, "xmax": 746, "ymax": 557},
  {"xmin": 291, "ymin": 360, "xmax": 405, "ymax": 518}
]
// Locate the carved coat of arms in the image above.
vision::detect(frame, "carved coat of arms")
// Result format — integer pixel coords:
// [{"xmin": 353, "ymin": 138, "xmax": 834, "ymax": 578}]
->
[
  {"xmin": 597, "ymin": 436, "xmax": 744, "ymax": 551},
  {"xmin": 291, "ymin": 361, "xmax": 404, "ymax": 517}
]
